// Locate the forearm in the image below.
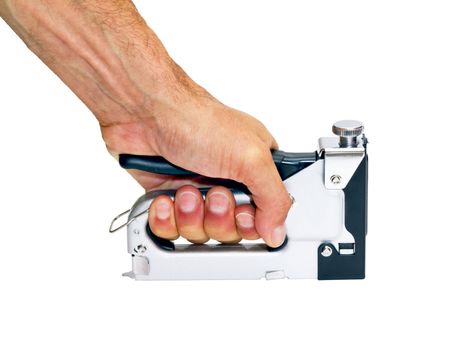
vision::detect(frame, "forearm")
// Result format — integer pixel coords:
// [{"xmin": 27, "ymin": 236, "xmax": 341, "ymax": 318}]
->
[{"xmin": 0, "ymin": 0, "xmax": 202, "ymax": 126}]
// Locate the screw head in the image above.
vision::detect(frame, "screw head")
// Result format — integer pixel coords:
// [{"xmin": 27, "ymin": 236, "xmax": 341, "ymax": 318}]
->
[
  {"xmin": 332, "ymin": 120, "xmax": 364, "ymax": 137},
  {"xmin": 330, "ymin": 175, "xmax": 342, "ymax": 184},
  {"xmin": 134, "ymin": 244, "xmax": 147, "ymax": 254},
  {"xmin": 321, "ymin": 245, "xmax": 333, "ymax": 257}
]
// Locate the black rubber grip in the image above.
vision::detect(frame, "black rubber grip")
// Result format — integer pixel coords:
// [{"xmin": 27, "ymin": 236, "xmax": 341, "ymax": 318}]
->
[
  {"xmin": 119, "ymin": 150, "xmax": 317, "ymax": 181},
  {"xmin": 119, "ymin": 154, "xmax": 197, "ymax": 176}
]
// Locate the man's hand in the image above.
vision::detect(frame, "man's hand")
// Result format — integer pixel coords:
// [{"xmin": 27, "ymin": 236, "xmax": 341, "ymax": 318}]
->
[
  {"xmin": 103, "ymin": 96, "xmax": 291, "ymax": 247},
  {"xmin": 0, "ymin": 0, "xmax": 292, "ymax": 247}
]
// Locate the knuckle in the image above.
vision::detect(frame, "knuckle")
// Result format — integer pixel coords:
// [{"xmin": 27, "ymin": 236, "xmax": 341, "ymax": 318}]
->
[
  {"xmin": 243, "ymin": 145, "xmax": 269, "ymax": 166},
  {"xmin": 234, "ymin": 144, "xmax": 270, "ymax": 182},
  {"xmin": 279, "ymin": 191, "xmax": 293, "ymax": 212}
]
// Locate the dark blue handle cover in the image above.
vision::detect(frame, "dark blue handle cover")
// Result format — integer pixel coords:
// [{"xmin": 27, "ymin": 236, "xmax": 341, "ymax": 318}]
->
[{"xmin": 119, "ymin": 150, "xmax": 317, "ymax": 181}]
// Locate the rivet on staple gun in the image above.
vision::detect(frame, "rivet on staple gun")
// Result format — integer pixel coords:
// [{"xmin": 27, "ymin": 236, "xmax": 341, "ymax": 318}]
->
[{"xmin": 109, "ymin": 120, "xmax": 369, "ymax": 281}]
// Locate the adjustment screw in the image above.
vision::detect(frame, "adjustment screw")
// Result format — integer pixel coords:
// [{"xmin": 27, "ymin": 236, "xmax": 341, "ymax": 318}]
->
[
  {"xmin": 321, "ymin": 245, "xmax": 333, "ymax": 257},
  {"xmin": 330, "ymin": 175, "xmax": 342, "ymax": 184},
  {"xmin": 332, "ymin": 120, "xmax": 364, "ymax": 147}
]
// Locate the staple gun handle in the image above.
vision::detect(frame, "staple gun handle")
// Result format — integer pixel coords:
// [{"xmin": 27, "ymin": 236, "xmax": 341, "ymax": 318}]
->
[{"xmin": 119, "ymin": 150, "xmax": 317, "ymax": 182}]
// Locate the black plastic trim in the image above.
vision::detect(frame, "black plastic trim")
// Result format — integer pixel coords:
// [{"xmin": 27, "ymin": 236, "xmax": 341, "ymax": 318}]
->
[
  {"xmin": 119, "ymin": 150, "xmax": 317, "ymax": 182},
  {"xmin": 318, "ymin": 155, "xmax": 368, "ymax": 280}
]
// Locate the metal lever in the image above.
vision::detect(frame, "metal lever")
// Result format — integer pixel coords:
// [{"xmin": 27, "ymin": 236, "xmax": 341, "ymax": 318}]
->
[{"xmin": 109, "ymin": 208, "xmax": 149, "ymax": 233}]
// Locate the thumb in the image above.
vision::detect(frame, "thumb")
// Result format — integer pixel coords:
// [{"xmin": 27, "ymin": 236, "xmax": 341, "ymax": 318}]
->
[{"xmin": 242, "ymin": 150, "xmax": 292, "ymax": 247}]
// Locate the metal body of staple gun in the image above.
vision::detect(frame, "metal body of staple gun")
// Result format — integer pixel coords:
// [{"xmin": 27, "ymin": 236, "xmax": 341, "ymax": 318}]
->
[{"xmin": 109, "ymin": 120, "xmax": 368, "ymax": 280}]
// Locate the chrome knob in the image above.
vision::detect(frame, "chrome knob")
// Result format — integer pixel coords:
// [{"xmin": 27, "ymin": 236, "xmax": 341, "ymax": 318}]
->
[{"xmin": 332, "ymin": 120, "xmax": 364, "ymax": 147}]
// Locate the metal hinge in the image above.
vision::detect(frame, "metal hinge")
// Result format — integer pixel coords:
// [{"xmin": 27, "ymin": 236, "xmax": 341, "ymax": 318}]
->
[{"xmin": 319, "ymin": 136, "xmax": 366, "ymax": 190}]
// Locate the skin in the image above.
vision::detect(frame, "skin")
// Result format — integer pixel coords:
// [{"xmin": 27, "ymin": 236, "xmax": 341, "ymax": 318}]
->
[{"xmin": 0, "ymin": 0, "xmax": 292, "ymax": 247}]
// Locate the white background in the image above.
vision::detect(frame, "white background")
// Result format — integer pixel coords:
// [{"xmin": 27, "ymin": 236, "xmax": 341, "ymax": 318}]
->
[{"xmin": 1, "ymin": 1, "xmax": 466, "ymax": 349}]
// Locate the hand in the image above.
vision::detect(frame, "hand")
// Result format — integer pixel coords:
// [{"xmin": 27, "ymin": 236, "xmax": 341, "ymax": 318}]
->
[{"xmin": 102, "ymin": 87, "xmax": 292, "ymax": 247}]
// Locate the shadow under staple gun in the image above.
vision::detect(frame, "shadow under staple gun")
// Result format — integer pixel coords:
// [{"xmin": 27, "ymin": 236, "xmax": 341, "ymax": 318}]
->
[{"xmin": 109, "ymin": 120, "xmax": 369, "ymax": 280}]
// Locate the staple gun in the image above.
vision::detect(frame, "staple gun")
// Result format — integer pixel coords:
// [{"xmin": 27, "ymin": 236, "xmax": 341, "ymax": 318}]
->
[{"xmin": 109, "ymin": 120, "xmax": 368, "ymax": 280}]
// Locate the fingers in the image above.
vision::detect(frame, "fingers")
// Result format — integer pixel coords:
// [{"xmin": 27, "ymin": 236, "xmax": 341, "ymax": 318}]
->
[
  {"xmin": 148, "ymin": 185, "xmax": 274, "ymax": 245},
  {"xmin": 241, "ymin": 148, "xmax": 292, "ymax": 248},
  {"xmin": 235, "ymin": 204, "xmax": 260, "ymax": 241},
  {"xmin": 174, "ymin": 185, "xmax": 208, "ymax": 244},
  {"xmin": 204, "ymin": 187, "xmax": 241, "ymax": 243},
  {"xmin": 148, "ymin": 194, "xmax": 179, "ymax": 240}
]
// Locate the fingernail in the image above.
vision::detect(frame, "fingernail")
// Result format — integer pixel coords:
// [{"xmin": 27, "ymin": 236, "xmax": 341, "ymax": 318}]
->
[
  {"xmin": 155, "ymin": 200, "xmax": 171, "ymax": 220},
  {"xmin": 235, "ymin": 213, "xmax": 255, "ymax": 229},
  {"xmin": 178, "ymin": 191, "xmax": 198, "ymax": 213},
  {"xmin": 208, "ymin": 191, "xmax": 229, "ymax": 215},
  {"xmin": 271, "ymin": 225, "xmax": 286, "ymax": 247}
]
